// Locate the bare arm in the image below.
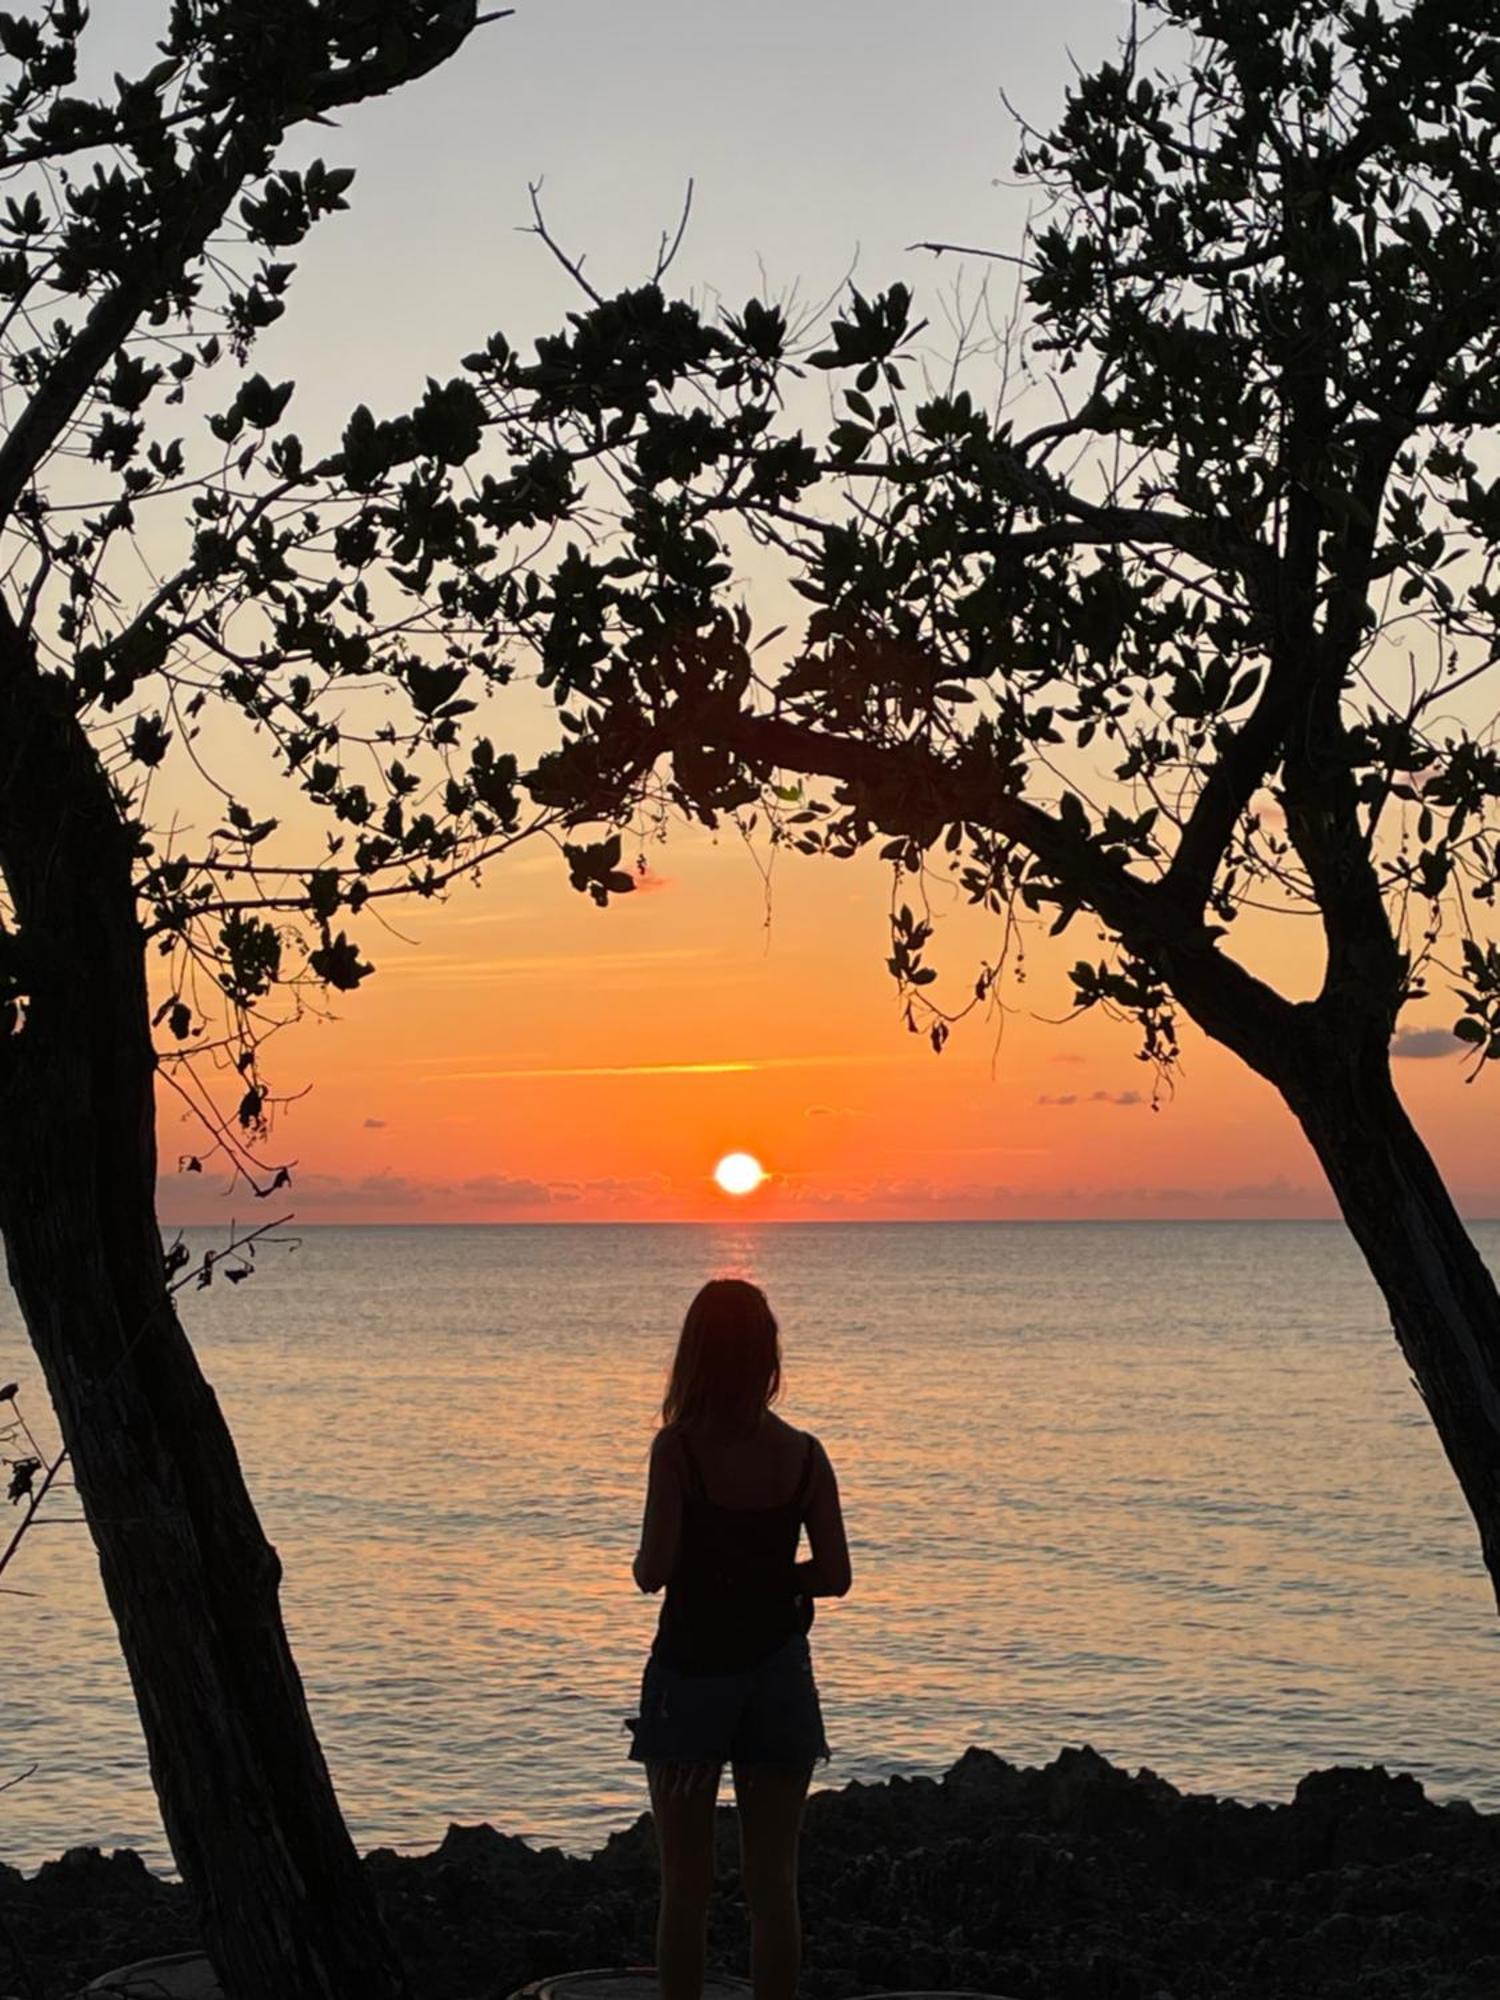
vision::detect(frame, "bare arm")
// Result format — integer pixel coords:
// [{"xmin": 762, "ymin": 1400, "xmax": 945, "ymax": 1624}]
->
[
  {"xmin": 794, "ymin": 1437, "xmax": 852, "ymax": 1598},
  {"xmin": 632, "ymin": 1429, "xmax": 684, "ymax": 1594}
]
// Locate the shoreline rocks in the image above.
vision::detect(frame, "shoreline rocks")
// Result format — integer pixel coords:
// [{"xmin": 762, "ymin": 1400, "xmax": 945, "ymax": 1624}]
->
[{"xmin": 5, "ymin": 1746, "xmax": 1499, "ymax": 1998}]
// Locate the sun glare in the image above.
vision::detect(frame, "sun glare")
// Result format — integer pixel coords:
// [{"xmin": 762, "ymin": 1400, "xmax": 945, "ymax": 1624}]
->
[{"xmin": 713, "ymin": 1152, "xmax": 766, "ymax": 1197}]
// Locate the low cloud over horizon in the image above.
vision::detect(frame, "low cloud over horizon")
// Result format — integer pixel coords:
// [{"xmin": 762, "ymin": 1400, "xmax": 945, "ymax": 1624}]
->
[{"xmin": 156, "ymin": 1165, "xmax": 1500, "ymax": 1227}]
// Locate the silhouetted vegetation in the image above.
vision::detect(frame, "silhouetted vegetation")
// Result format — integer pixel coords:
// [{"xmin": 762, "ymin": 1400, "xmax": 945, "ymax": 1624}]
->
[
  {"xmin": 10, "ymin": 2, "xmax": 1500, "ymax": 1992},
  {"xmin": 0, "ymin": 4, "xmax": 544, "ymax": 1994},
  {"xmin": 476, "ymin": 2, "xmax": 1500, "ymax": 1600}
]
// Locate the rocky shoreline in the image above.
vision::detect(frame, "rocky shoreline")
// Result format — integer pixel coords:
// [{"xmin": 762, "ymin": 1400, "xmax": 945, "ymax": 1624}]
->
[{"xmin": 4, "ymin": 1746, "xmax": 1498, "ymax": 1999}]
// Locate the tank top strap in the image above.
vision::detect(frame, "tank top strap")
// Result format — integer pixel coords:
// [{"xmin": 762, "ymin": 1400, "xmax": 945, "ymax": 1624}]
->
[{"xmin": 794, "ymin": 1433, "xmax": 817, "ymax": 1507}]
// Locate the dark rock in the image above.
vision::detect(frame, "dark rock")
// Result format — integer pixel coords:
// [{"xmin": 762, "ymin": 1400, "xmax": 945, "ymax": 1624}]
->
[
  {"xmin": 0, "ymin": 1844, "xmax": 195, "ymax": 2000},
  {"xmin": 1295, "ymin": 1766, "xmax": 1427, "ymax": 1811},
  {"xmin": 6, "ymin": 1750, "xmax": 1500, "ymax": 2000}
]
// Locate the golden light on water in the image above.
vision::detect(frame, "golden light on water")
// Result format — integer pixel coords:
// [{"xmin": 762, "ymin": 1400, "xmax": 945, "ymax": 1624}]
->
[{"xmin": 713, "ymin": 1151, "xmax": 766, "ymax": 1197}]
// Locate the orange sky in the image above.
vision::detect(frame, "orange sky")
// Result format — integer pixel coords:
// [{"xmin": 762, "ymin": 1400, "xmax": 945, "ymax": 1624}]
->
[
  {"xmin": 65, "ymin": 6, "xmax": 1491, "ymax": 1233},
  {"xmin": 157, "ymin": 807, "xmax": 1500, "ymax": 1227}
]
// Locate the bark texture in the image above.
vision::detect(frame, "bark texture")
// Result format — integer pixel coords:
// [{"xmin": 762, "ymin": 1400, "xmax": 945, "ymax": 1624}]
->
[
  {"xmin": 0, "ymin": 623, "xmax": 412, "ymax": 1998},
  {"xmin": 1277, "ymin": 1026, "xmax": 1500, "ymax": 1609}
]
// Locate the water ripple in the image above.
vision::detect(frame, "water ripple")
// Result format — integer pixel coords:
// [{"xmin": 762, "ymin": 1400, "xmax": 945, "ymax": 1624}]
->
[{"xmin": 3, "ymin": 1219, "xmax": 1498, "ymax": 1872}]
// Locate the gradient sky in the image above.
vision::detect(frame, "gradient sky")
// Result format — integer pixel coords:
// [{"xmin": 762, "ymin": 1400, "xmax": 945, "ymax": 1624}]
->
[{"xmin": 109, "ymin": 3, "xmax": 1498, "ymax": 1226}]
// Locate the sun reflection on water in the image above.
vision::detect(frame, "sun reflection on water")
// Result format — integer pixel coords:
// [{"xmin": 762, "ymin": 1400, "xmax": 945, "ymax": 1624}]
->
[{"xmin": 3, "ymin": 1219, "xmax": 1498, "ymax": 1871}]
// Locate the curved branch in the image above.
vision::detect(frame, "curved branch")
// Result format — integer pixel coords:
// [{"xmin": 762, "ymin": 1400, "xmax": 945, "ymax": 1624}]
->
[
  {"xmin": 0, "ymin": 2, "xmax": 493, "ymax": 532},
  {"xmin": 710, "ymin": 707, "xmax": 1301, "ymax": 1077}
]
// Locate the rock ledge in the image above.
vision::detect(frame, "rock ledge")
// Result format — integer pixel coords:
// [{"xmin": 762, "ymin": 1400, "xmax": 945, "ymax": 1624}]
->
[{"xmin": 4, "ymin": 1748, "xmax": 1497, "ymax": 1999}]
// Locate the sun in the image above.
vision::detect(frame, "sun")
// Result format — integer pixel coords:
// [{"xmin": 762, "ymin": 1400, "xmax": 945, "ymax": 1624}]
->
[{"xmin": 713, "ymin": 1151, "xmax": 766, "ymax": 1197}]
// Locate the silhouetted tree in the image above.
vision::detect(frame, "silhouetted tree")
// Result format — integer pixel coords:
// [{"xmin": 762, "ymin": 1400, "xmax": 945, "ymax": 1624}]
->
[
  {"xmin": 0, "ymin": 6, "xmax": 548, "ymax": 1995},
  {"xmin": 480, "ymin": 1, "xmax": 1500, "ymax": 1601}
]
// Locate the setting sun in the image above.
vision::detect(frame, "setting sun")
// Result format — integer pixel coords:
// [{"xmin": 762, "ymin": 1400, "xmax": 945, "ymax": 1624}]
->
[{"xmin": 713, "ymin": 1152, "xmax": 766, "ymax": 1197}]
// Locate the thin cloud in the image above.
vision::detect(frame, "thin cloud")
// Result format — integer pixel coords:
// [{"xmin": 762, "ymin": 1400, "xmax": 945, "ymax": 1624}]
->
[
  {"xmin": 435, "ymin": 1052, "xmax": 916, "ymax": 1083},
  {"xmin": 1107, "ymin": 1184, "xmax": 1209, "ymax": 1208},
  {"xmin": 363, "ymin": 1117, "xmax": 388, "ymax": 1129},
  {"xmin": 1392, "ymin": 1026, "xmax": 1464, "ymax": 1060},
  {"xmin": 377, "ymin": 946, "xmax": 713, "ymax": 985},
  {"xmin": 158, "ymin": 1166, "xmax": 671, "ymax": 1222},
  {"xmin": 291, "ymin": 1172, "xmax": 432, "ymax": 1210},
  {"xmin": 459, "ymin": 1174, "xmax": 561, "ymax": 1207},
  {"xmin": 549, "ymin": 1173, "xmax": 673, "ymax": 1202},
  {"xmin": 446, "ymin": 1059, "xmax": 760, "ymax": 1081},
  {"xmin": 1038, "ymin": 1088, "xmax": 1144, "ymax": 1107},
  {"xmin": 1222, "ymin": 1174, "xmax": 1307, "ymax": 1203}
]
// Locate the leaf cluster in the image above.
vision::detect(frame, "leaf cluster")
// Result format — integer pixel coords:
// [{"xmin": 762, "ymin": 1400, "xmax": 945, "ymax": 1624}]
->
[
  {"xmin": 467, "ymin": 0, "xmax": 1500, "ymax": 1076},
  {"xmin": 0, "ymin": 2, "xmax": 556, "ymax": 1193}
]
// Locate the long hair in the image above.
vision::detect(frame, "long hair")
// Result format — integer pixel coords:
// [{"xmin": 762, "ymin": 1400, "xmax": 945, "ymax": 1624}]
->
[{"xmin": 661, "ymin": 1278, "xmax": 782, "ymax": 1436}]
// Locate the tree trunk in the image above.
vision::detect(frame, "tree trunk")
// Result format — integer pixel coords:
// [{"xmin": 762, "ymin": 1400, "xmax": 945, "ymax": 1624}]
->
[
  {"xmin": 0, "ymin": 637, "xmax": 411, "ymax": 1997},
  {"xmin": 1279, "ymin": 1034, "xmax": 1500, "ymax": 1610}
]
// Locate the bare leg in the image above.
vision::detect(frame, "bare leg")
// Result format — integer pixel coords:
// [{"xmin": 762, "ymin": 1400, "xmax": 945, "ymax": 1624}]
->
[
  {"xmin": 648, "ymin": 1760, "xmax": 723, "ymax": 2000},
  {"xmin": 732, "ymin": 1763, "xmax": 813, "ymax": 2000}
]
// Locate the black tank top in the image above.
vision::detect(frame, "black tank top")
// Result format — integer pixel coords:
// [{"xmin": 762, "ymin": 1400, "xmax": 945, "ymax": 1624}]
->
[{"xmin": 653, "ymin": 1427, "xmax": 817, "ymax": 1676}]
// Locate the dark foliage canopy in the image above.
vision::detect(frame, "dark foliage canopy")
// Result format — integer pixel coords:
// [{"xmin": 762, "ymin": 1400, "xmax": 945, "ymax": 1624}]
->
[
  {"xmin": 468, "ymin": 0, "xmax": 1500, "ymax": 1096},
  {"xmin": 7, "ymin": 0, "xmax": 1500, "ymax": 1179},
  {"xmin": 0, "ymin": 0, "xmax": 546, "ymax": 1186}
]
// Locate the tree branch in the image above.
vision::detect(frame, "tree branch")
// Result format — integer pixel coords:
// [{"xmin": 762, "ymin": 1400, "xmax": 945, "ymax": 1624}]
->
[
  {"xmin": 0, "ymin": 2, "xmax": 492, "ymax": 532},
  {"xmin": 709, "ymin": 707, "xmax": 1301, "ymax": 1075}
]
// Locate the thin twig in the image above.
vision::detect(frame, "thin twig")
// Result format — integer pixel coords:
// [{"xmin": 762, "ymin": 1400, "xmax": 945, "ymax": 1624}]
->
[
  {"xmin": 910, "ymin": 239, "xmax": 1036, "ymax": 268},
  {"xmin": 524, "ymin": 181, "xmax": 605, "ymax": 304},
  {"xmin": 653, "ymin": 179, "xmax": 695, "ymax": 284},
  {"xmin": 166, "ymin": 1213, "xmax": 298, "ymax": 1293}
]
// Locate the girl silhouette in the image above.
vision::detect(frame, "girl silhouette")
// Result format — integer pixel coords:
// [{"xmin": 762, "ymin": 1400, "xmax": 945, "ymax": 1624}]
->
[{"xmin": 628, "ymin": 1278, "xmax": 852, "ymax": 2000}]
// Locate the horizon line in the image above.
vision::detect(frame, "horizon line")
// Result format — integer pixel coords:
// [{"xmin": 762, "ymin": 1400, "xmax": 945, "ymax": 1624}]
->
[{"xmin": 157, "ymin": 1213, "xmax": 1500, "ymax": 1230}]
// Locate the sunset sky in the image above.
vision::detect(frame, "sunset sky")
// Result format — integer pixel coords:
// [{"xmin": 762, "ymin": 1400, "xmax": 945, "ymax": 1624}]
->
[{"xmin": 114, "ymin": 2, "xmax": 1499, "ymax": 1227}]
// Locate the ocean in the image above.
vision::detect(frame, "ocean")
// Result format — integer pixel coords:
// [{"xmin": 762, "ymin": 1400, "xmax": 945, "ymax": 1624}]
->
[{"xmin": 3, "ymin": 1220, "xmax": 1497, "ymax": 1874}]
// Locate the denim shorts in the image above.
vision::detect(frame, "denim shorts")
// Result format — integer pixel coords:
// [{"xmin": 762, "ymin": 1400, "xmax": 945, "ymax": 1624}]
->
[{"xmin": 626, "ymin": 1632, "xmax": 831, "ymax": 1770}]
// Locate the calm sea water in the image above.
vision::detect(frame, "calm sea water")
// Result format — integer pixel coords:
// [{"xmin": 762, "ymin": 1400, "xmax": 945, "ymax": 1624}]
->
[{"xmin": 3, "ymin": 1220, "xmax": 1498, "ymax": 1873}]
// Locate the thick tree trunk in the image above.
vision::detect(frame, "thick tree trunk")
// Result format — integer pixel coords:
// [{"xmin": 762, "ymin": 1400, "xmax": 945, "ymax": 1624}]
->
[
  {"xmin": 0, "ymin": 639, "xmax": 411, "ymax": 1996},
  {"xmin": 1279, "ymin": 1035, "xmax": 1500, "ymax": 1609}
]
